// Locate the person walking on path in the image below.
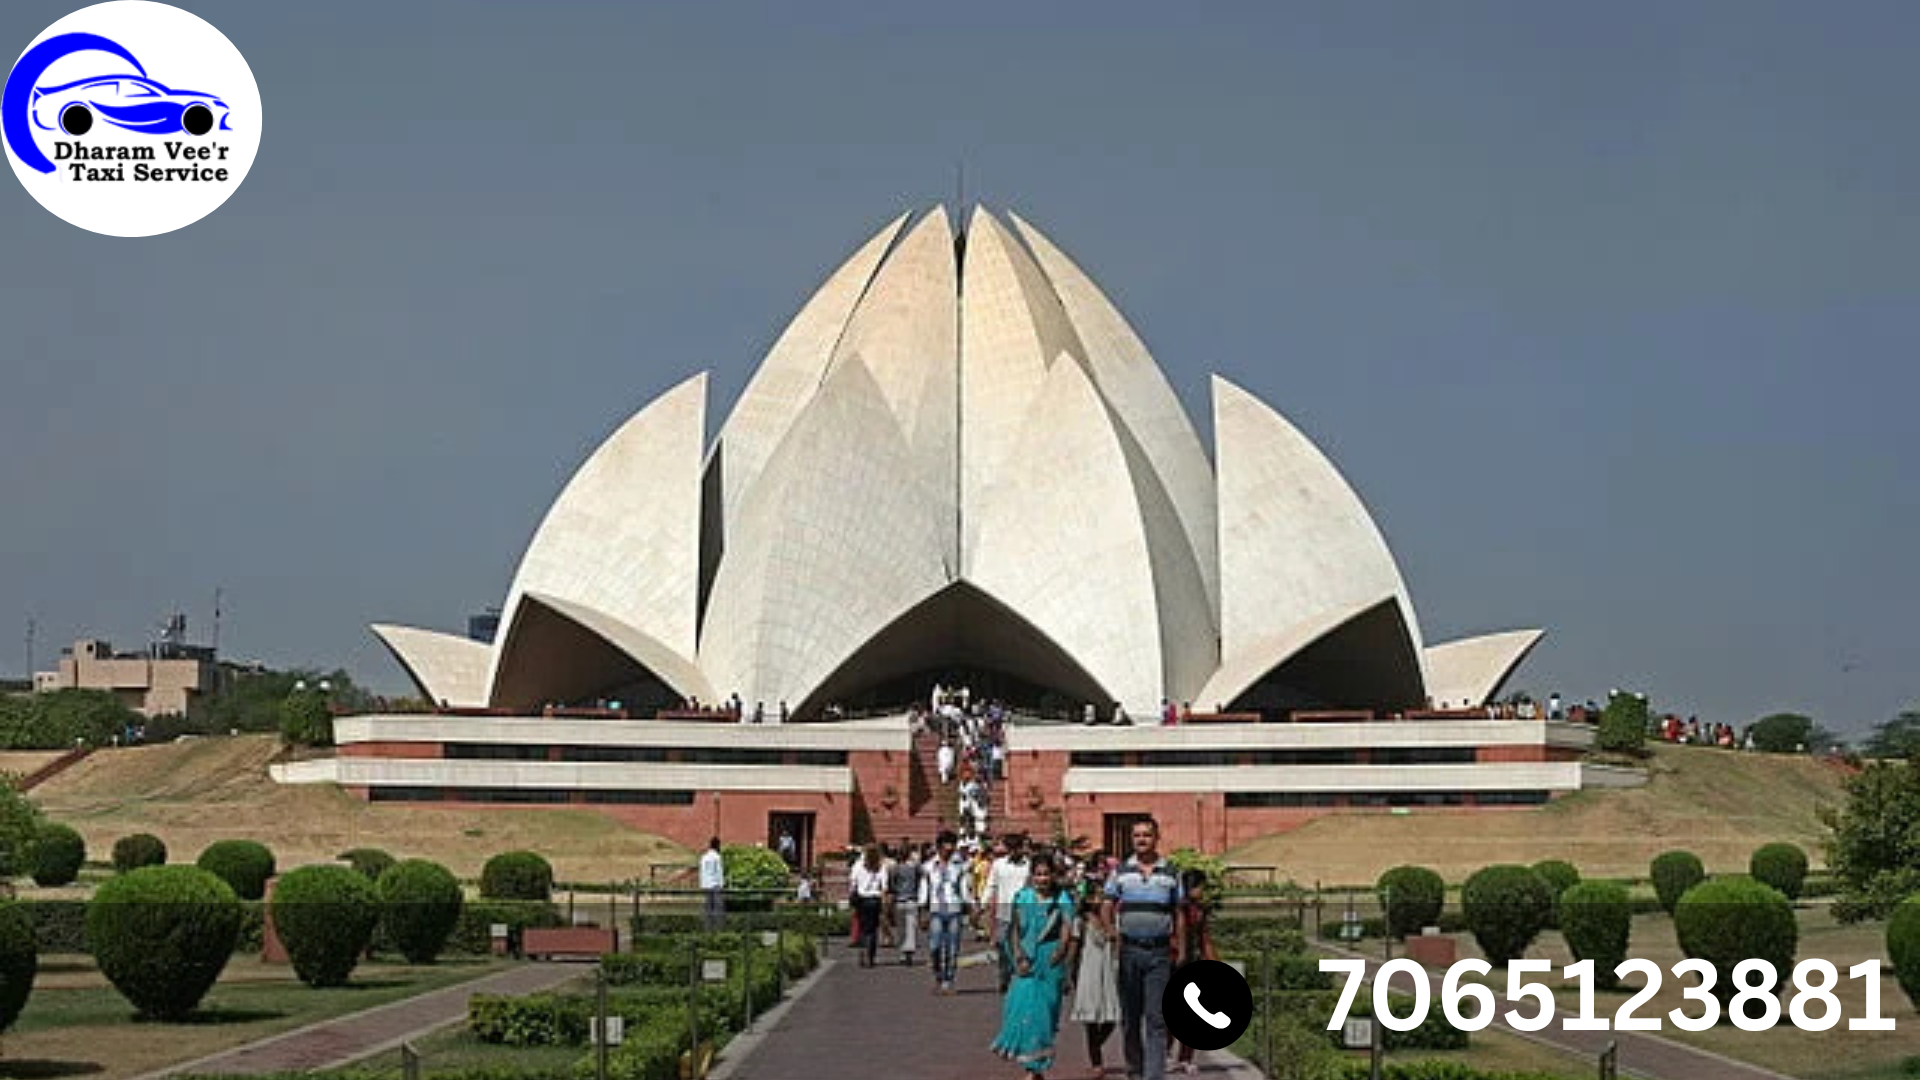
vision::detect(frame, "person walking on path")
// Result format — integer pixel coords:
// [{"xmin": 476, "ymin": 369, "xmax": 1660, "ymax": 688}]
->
[
  {"xmin": 921, "ymin": 829, "xmax": 973, "ymax": 993},
  {"xmin": 850, "ymin": 844, "xmax": 889, "ymax": 968},
  {"xmin": 1069, "ymin": 856, "xmax": 1122, "ymax": 1080},
  {"xmin": 892, "ymin": 844, "xmax": 923, "ymax": 966},
  {"xmin": 986, "ymin": 835, "xmax": 1033, "ymax": 993},
  {"xmin": 699, "ymin": 837, "xmax": 727, "ymax": 931},
  {"xmin": 990, "ymin": 852, "xmax": 1078, "ymax": 1078},
  {"xmin": 880, "ymin": 845, "xmax": 899, "ymax": 950},
  {"xmin": 1171, "ymin": 868, "xmax": 1218, "ymax": 1076},
  {"xmin": 1104, "ymin": 819, "xmax": 1183, "ymax": 1080},
  {"xmin": 938, "ymin": 740, "xmax": 956, "ymax": 785}
]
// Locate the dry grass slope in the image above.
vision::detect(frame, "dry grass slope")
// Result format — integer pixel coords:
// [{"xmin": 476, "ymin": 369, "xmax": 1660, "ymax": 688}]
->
[
  {"xmin": 32, "ymin": 735, "xmax": 689, "ymax": 881},
  {"xmin": 1226, "ymin": 743, "xmax": 1851, "ymax": 884}
]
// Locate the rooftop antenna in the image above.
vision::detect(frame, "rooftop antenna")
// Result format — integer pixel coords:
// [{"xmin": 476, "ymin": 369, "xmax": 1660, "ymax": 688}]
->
[
  {"xmin": 212, "ymin": 587, "xmax": 223, "ymax": 655},
  {"xmin": 24, "ymin": 616, "xmax": 34, "ymax": 680}
]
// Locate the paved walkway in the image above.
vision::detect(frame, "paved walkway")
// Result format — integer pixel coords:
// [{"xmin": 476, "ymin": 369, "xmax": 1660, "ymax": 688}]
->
[
  {"xmin": 719, "ymin": 942, "xmax": 1259, "ymax": 1080},
  {"xmin": 1326, "ymin": 945, "xmax": 1800, "ymax": 1080},
  {"xmin": 136, "ymin": 961, "xmax": 585, "ymax": 1078}
]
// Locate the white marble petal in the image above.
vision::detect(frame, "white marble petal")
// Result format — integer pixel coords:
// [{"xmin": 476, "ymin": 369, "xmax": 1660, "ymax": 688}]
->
[
  {"xmin": 1423, "ymin": 630, "xmax": 1546, "ymax": 708},
  {"xmin": 370, "ymin": 624, "xmax": 490, "ymax": 708}
]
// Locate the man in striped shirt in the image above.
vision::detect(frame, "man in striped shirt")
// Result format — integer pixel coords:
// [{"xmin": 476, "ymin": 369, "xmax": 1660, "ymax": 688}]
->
[{"xmin": 1103, "ymin": 818, "xmax": 1184, "ymax": 1080}]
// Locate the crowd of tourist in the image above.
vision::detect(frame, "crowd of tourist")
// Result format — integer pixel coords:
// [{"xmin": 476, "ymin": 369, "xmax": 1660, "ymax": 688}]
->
[
  {"xmin": 915, "ymin": 685, "xmax": 1011, "ymax": 841},
  {"xmin": 837, "ymin": 818, "xmax": 1207, "ymax": 1080}
]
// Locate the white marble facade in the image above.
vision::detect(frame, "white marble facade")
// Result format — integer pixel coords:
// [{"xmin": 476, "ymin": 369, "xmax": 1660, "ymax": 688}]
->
[{"xmin": 372, "ymin": 206, "xmax": 1542, "ymax": 717}]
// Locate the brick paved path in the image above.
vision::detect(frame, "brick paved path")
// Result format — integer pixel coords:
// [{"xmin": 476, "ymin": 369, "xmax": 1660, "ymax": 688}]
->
[
  {"xmin": 720, "ymin": 943, "xmax": 1257, "ymax": 1080},
  {"xmin": 137, "ymin": 962, "xmax": 584, "ymax": 1078}
]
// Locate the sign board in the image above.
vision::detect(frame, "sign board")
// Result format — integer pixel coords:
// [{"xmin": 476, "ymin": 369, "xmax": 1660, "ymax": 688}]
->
[
  {"xmin": 701, "ymin": 958, "xmax": 729, "ymax": 982},
  {"xmin": 1226, "ymin": 960, "xmax": 1245, "ymax": 978},
  {"xmin": 760, "ymin": 930, "xmax": 780, "ymax": 947},
  {"xmin": 589, "ymin": 1016, "xmax": 625, "ymax": 1046},
  {"xmin": 1342, "ymin": 1017, "xmax": 1374, "ymax": 1049},
  {"xmin": 489, "ymin": 924, "xmax": 509, "ymax": 939}
]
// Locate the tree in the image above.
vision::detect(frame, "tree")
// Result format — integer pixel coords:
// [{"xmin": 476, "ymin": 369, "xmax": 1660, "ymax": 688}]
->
[
  {"xmin": 1825, "ymin": 761, "xmax": 1920, "ymax": 921},
  {"xmin": 1863, "ymin": 709, "xmax": 1920, "ymax": 760},
  {"xmin": 1747, "ymin": 713, "xmax": 1816, "ymax": 754},
  {"xmin": 1596, "ymin": 691, "xmax": 1649, "ymax": 754},
  {"xmin": 279, "ymin": 691, "xmax": 333, "ymax": 747},
  {"xmin": 0, "ymin": 785, "xmax": 42, "ymax": 879}
]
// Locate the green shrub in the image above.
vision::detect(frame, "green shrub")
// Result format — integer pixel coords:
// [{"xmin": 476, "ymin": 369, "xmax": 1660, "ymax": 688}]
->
[
  {"xmin": 30, "ymin": 823, "xmax": 85, "ymax": 887},
  {"xmin": 1333, "ymin": 1064, "xmax": 1572, "ymax": 1080},
  {"xmin": 270, "ymin": 864, "xmax": 382, "ymax": 987},
  {"xmin": 1673, "ymin": 877, "xmax": 1797, "ymax": 1009},
  {"xmin": 1558, "ymin": 881, "xmax": 1631, "ymax": 987},
  {"xmin": 480, "ymin": 851, "xmax": 553, "ymax": 901},
  {"xmin": 1529, "ymin": 860, "xmax": 1580, "ymax": 928},
  {"xmin": 1460, "ymin": 865, "xmax": 1553, "ymax": 966},
  {"xmin": 1651, "ymin": 850, "xmax": 1706, "ymax": 915},
  {"xmin": 111, "ymin": 833, "xmax": 166, "ymax": 873},
  {"xmin": 0, "ymin": 901, "xmax": 37, "ymax": 1033},
  {"xmin": 87, "ymin": 865, "xmax": 241, "ymax": 1019},
  {"xmin": 196, "ymin": 840, "xmax": 276, "ymax": 901},
  {"xmin": 377, "ymin": 859, "xmax": 463, "ymax": 963},
  {"xmin": 1750, "ymin": 843, "xmax": 1810, "ymax": 901},
  {"xmin": 628, "ymin": 907, "xmax": 849, "ymax": 941},
  {"xmin": 1596, "ymin": 691, "xmax": 1649, "ymax": 754},
  {"xmin": 339, "ymin": 847, "xmax": 396, "ymax": 881},
  {"xmin": 1886, "ymin": 895, "xmax": 1920, "ymax": 1010},
  {"xmin": 449, "ymin": 900, "xmax": 564, "ymax": 955},
  {"xmin": 1376, "ymin": 866, "xmax": 1445, "ymax": 939}
]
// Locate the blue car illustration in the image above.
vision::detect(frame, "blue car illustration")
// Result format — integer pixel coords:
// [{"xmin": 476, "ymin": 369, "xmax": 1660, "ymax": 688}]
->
[{"xmin": 30, "ymin": 74, "xmax": 227, "ymax": 137}]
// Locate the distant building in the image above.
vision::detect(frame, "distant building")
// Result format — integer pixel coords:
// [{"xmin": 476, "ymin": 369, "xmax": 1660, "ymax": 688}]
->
[
  {"xmin": 466, "ymin": 608, "xmax": 501, "ymax": 645},
  {"xmin": 35, "ymin": 636, "xmax": 217, "ymax": 717}
]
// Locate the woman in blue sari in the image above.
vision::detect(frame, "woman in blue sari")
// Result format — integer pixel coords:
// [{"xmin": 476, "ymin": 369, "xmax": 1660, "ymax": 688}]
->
[{"xmin": 991, "ymin": 852, "xmax": 1077, "ymax": 1077}]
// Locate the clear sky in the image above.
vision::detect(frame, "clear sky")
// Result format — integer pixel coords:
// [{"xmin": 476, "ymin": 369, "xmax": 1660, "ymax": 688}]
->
[{"xmin": 2, "ymin": 2, "xmax": 1914, "ymax": 736}]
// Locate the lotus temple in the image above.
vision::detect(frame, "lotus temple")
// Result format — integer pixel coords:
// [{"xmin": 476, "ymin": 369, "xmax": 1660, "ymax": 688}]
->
[{"xmin": 276, "ymin": 205, "xmax": 1601, "ymax": 858}]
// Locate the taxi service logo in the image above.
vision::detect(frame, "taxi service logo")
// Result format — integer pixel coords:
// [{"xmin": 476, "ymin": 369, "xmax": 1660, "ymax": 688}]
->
[{"xmin": 4, "ymin": 1, "xmax": 261, "ymax": 236}]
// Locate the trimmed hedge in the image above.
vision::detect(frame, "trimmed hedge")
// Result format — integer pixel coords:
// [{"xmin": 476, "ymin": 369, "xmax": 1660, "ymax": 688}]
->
[
  {"xmin": 1750, "ymin": 843, "xmax": 1810, "ymax": 901},
  {"xmin": 376, "ymin": 859, "xmax": 463, "ymax": 963},
  {"xmin": 0, "ymin": 900, "xmax": 37, "ymax": 1033},
  {"xmin": 1335, "ymin": 1064, "xmax": 1572, "ymax": 1080},
  {"xmin": 22, "ymin": 897, "xmax": 261, "ymax": 955},
  {"xmin": 629, "ymin": 907, "xmax": 850, "ymax": 941},
  {"xmin": 1887, "ymin": 895, "xmax": 1920, "ymax": 1010},
  {"xmin": 448, "ymin": 900, "xmax": 565, "ymax": 955},
  {"xmin": 1461, "ymin": 865, "xmax": 1554, "ymax": 966},
  {"xmin": 270, "ymin": 864, "xmax": 382, "ymax": 987},
  {"xmin": 111, "ymin": 833, "xmax": 166, "ymax": 873},
  {"xmin": 1376, "ymin": 866, "xmax": 1446, "ymax": 939},
  {"xmin": 1270, "ymin": 989, "xmax": 1468, "ymax": 1051},
  {"xmin": 31, "ymin": 823, "xmax": 85, "ymax": 887},
  {"xmin": 480, "ymin": 851, "xmax": 553, "ymax": 902},
  {"xmin": 1673, "ymin": 877, "xmax": 1797, "ymax": 1010},
  {"xmin": 87, "ymin": 865, "xmax": 241, "ymax": 1019},
  {"xmin": 1651, "ymin": 850, "xmax": 1706, "ymax": 915},
  {"xmin": 1529, "ymin": 860, "xmax": 1580, "ymax": 926},
  {"xmin": 339, "ymin": 847, "xmax": 396, "ymax": 881},
  {"xmin": 196, "ymin": 840, "xmax": 276, "ymax": 901},
  {"xmin": 1558, "ymin": 881, "xmax": 1631, "ymax": 987}
]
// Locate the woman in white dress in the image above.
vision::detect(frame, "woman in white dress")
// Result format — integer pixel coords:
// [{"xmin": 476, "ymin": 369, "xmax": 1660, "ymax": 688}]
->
[{"xmin": 1068, "ymin": 859, "xmax": 1121, "ymax": 1080}]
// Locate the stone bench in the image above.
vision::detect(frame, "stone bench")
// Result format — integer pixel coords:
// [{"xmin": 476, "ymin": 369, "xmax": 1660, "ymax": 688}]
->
[{"xmin": 522, "ymin": 926, "xmax": 618, "ymax": 960}]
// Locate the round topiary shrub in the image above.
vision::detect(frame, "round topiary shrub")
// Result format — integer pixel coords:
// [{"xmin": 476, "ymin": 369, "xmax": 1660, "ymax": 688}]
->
[
  {"xmin": 339, "ymin": 847, "xmax": 396, "ymax": 881},
  {"xmin": 87, "ymin": 865, "xmax": 241, "ymax": 1019},
  {"xmin": 1530, "ymin": 859, "xmax": 1582, "ymax": 927},
  {"xmin": 1461, "ymin": 864, "xmax": 1555, "ymax": 966},
  {"xmin": 270, "ymin": 864, "xmax": 382, "ymax": 987},
  {"xmin": 0, "ymin": 900, "xmax": 37, "ymax": 1033},
  {"xmin": 1376, "ymin": 865, "xmax": 1446, "ymax": 939},
  {"xmin": 1750, "ymin": 843, "xmax": 1810, "ymax": 901},
  {"xmin": 196, "ymin": 840, "xmax": 276, "ymax": 901},
  {"xmin": 376, "ymin": 859, "xmax": 463, "ymax": 963},
  {"xmin": 1651, "ymin": 850, "xmax": 1706, "ymax": 915},
  {"xmin": 1558, "ymin": 881, "xmax": 1632, "ymax": 987},
  {"xmin": 1887, "ymin": 895, "xmax": 1920, "ymax": 1010},
  {"xmin": 1673, "ymin": 877, "xmax": 1797, "ymax": 1013},
  {"xmin": 111, "ymin": 833, "xmax": 167, "ymax": 873},
  {"xmin": 31, "ymin": 823, "xmax": 86, "ymax": 887},
  {"xmin": 480, "ymin": 851, "xmax": 553, "ymax": 901}
]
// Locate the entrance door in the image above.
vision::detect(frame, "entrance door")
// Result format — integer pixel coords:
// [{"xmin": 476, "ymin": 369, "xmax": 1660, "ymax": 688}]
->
[
  {"xmin": 768, "ymin": 812, "xmax": 815, "ymax": 871},
  {"xmin": 1103, "ymin": 812, "xmax": 1153, "ymax": 860}
]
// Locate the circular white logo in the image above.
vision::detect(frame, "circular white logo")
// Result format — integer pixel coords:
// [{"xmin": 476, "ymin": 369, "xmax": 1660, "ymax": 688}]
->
[{"xmin": 4, "ymin": 1, "xmax": 261, "ymax": 237}]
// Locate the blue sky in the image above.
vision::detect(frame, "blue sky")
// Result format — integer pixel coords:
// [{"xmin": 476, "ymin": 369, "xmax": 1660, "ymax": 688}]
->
[{"xmin": 2, "ymin": 1, "xmax": 1914, "ymax": 735}]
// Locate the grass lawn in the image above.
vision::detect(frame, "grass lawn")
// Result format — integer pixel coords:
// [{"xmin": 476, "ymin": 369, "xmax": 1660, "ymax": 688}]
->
[
  {"xmin": 1227, "ymin": 743, "xmax": 1847, "ymax": 884},
  {"xmin": 0, "ymin": 956, "xmax": 511, "ymax": 1080},
  {"xmin": 352, "ymin": 1025, "xmax": 588, "ymax": 1078},
  {"xmin": 1427, "ymin": 906, "xmax": 1918, "ymax": 1080}
]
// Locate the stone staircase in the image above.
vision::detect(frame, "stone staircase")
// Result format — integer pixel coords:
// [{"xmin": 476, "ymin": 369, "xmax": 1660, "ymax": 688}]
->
[{"xmin": 867, "ymin": 728, "xmax": 1064, "ymax": 852}]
